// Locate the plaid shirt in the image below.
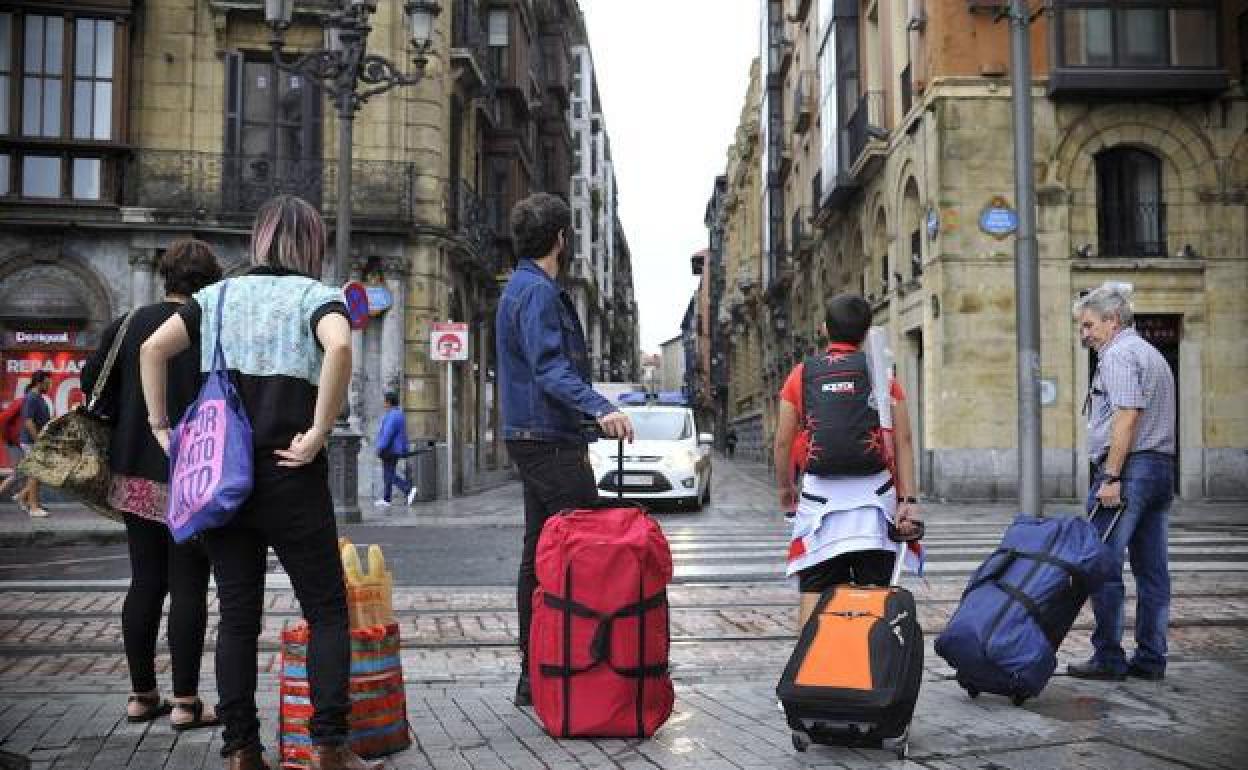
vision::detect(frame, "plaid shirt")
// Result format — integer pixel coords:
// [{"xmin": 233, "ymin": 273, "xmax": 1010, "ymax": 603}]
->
[{"xmin": 1087, "ymin": 327, "xmax": 1176, "ymax": 464}]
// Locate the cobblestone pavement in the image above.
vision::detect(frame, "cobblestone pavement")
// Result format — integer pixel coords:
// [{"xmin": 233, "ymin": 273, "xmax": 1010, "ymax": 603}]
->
[{"xmin": 0, "ymin": 456, "xmax": 1245, "ymax": 768}]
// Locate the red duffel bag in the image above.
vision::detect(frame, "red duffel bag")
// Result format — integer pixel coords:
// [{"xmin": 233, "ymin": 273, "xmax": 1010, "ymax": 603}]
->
[{"xmin": 530, "ymin": 505, "xmax": 675, "ymax": 739}]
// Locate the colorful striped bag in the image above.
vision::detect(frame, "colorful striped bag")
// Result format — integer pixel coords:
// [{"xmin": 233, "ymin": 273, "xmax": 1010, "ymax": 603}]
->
[{"xmin": 277, "ymin": 622, "xmax": 411, "ymax": 768}]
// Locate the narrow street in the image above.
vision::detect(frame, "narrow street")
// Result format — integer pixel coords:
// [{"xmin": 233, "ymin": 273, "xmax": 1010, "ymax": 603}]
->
[{"xmin": 0, "ymin": 455, "xmax": 1245, "ymax": 768}]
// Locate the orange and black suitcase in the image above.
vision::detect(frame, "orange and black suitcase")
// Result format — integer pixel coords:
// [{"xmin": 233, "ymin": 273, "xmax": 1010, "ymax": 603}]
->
[{"xmin": 776, "ymin": 542, "xmax": 922, "ymax": 759}]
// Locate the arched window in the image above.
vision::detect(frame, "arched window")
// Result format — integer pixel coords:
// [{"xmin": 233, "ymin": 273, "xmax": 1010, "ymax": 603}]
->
[{"xmin": 1096, "ymin": 147, "xmax": 1164, "ymax": 257}]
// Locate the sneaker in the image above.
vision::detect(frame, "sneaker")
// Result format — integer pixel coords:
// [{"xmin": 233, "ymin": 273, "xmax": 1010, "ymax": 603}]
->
[
  {"xmin": 28, "ymin": 507, "xmax": 49, "ymax": 518},
  {"xmin": 373, "ymin": 499, "xmax": 392, "ymax": 508},
  {"xmin": 1067, "ymin": 660, "xmax": 1126, "ymax": 681},
  {"xmin": 1127, "ymin": 663, "xmax": 1165, "ymax": 681},
  {"xmin": 406, "ymin": 487, "xmax": 419, "ymax": 506}
]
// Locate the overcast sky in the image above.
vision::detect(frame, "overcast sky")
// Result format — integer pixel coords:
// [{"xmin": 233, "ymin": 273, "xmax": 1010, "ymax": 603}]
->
[{"xmin": 580, "ymin": 0, "xmax": 761, "ymax": 354}]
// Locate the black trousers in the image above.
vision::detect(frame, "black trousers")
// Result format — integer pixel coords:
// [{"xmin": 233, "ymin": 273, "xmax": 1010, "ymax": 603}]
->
[
  {"xmin": 506, "ymin": 440, "xmax": 599, "ymax": 662},
  {"xmin": 122, "ymin": 513, "xmax": 211, "ymax": 696},
  {"xmin": 797, "ymin": 549, "xmax": 896, "ymax": 595},
  {"xmin": 201, "ymin": 461, "xmax": 349, "ymax": 756}
]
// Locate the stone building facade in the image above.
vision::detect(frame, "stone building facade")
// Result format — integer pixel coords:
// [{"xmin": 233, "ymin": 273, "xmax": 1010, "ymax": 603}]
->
[
  {"xmin": 0, "ymin": 0, "xmax": 640, "ymax": 496},
  {"xmin": 708, "ymin": 0, "xmax": 1247, "ymax": 500}
]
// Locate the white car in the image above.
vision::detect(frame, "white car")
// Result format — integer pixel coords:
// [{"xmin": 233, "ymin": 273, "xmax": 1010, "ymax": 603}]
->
[{"xmin": 589, "ymin": 405, "xmax": 713, "ymax": 510}]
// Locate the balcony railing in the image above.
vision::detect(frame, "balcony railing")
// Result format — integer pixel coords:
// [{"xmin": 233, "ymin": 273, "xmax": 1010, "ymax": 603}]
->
[
  {"xmin": 846, "ymin": 91, "xmax": 886, "ymax": 171},
  {"xmin": 1097, "ymin": 202, "xmax": 1167, "ymax": 257},
  {"xmin": 123, "ymin": 150, "xmax": 416, "ymax": 226},
  {"xmin": 450, "ymin": 179, "xmax": 498, "ymax": 264}
]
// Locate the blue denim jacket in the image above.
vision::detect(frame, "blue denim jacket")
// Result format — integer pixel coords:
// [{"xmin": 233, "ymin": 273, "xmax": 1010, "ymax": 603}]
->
[{"xmin": 496, "ymin": 259, "xmax": 615, "ymax": 443}]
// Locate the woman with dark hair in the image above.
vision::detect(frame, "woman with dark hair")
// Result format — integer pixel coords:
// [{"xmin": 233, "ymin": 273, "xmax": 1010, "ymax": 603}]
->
[
  {"xmin": 139, "ymin": 196, "xmax": 364, "ymax": 770},
  {"xmin": 81, "ymin": 238, "xmax": 224, "ymax": 728}
]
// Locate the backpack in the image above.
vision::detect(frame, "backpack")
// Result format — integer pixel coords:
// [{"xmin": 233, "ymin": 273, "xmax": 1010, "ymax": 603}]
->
[
  {"xmin": 0, "ymin": 397, "xmax": 24, "ymax": 447},
  {"xmin": 800, "ymin": 351, "xmax": 889, "ymax": 476}
]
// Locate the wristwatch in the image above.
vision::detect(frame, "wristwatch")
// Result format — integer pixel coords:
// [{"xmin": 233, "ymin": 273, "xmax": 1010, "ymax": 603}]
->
[{"xmin": 1104, "ymin": 474, "xmax": 1121, "ymax": 484}]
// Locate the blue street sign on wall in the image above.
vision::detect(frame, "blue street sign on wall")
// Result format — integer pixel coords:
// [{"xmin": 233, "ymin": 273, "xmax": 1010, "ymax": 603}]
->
[
  {"xmin": 979, "ymin": 196, "xmax": 1019, "ymax": 239},
  {"xmin": 365, "ymin": 285, "xmax": 393, "ymax": 316}
]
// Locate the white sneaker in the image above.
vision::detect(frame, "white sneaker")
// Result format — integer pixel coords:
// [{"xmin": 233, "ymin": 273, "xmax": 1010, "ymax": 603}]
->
[
  {"xmin": 28, "ymin": 507, "xmax": 49, "ymax": 518},
  {"xmin": 374, "ymin": 499, "xmax": 392, "ymax": 508},
  {"xmin": 406, "ymin": 487, "xmax": 419, "ymax": 505}
]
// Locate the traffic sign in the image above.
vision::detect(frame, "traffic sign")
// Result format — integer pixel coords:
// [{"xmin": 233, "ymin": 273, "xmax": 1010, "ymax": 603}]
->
[
  {"xmin": 430, "ymin": 321, "xmax": 469, "ymax": 361},
  {"xmin": 343, "ymin": 281, "xmax": 370, "ymax": 330}
]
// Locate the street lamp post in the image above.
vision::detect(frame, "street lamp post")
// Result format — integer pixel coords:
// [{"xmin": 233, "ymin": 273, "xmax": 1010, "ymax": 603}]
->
[{"xmin": 265, "ymin": 0, "xmax": 441, "ymax": 521}]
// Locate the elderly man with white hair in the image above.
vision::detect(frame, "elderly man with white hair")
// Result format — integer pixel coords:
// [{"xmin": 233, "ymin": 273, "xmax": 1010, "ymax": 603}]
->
[{"xmin": 1068, "ymin": 283, "xmax": 1176, "ymax": 682}]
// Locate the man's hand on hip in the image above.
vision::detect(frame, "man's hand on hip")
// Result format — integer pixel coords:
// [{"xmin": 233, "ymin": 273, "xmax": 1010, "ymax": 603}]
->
[{"xmin": 598, "ymin": 411, "xmax": 634, "ymax": 443}]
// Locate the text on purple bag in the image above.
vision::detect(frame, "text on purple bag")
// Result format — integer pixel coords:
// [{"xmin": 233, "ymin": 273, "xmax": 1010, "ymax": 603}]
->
[{"xmin": 169, "ymin": 400, "xmax": 226, "ymax": 527}]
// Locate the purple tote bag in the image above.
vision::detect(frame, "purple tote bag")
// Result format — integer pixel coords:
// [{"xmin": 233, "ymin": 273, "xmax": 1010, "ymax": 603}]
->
[{"xmin": 166, "ymin": 281, "xmax": 254, "ymax": 543}]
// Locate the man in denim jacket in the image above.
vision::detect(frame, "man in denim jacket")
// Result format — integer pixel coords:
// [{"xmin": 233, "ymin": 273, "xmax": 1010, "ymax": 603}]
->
[{"xmin": 496, "ymin": 193, "xmax": 634, "ymax": 706}]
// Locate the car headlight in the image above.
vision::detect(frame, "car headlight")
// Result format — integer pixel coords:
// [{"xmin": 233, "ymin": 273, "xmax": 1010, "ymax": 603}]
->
[{"xmin": 666, "ymin": 449, "xmax": 700, "ymax": 471}]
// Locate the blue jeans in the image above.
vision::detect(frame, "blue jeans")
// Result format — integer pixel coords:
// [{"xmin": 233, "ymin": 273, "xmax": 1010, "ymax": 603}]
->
[
  {"xmin": 381, "ymin": 455, "xmax": 412, "ymax": 502},
  {"xmin": 1085, "ymin": 451, "xmax": 1174, "ymax": 674}
]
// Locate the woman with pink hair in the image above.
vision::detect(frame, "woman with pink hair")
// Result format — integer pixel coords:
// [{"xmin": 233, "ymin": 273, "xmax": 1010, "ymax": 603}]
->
[{"xmin": 140, "ymin": 196, "xmax": 370, "ymax": 770}]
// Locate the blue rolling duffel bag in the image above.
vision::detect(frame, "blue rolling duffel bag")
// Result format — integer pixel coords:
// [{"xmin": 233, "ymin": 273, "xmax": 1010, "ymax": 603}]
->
[{"xmin": 934, "ymin": 507, "xmax": 1123, "ymax": 705}]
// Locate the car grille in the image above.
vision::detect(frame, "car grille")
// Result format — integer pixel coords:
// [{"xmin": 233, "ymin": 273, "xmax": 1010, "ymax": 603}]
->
[
  {"xmin": 609, "ymin": 455, "xmax": 664, "ymax": 463},
  {"xmin": 600, "ymin": 471, "xmax": 673, "ymax": 493}
]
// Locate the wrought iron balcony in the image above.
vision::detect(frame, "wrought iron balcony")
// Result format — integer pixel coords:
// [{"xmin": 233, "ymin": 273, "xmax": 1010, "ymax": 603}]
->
[
  {"xmin": 1097, "ymin": 202, "xmax": 1167, "ymax": 258},
  {"xmin": 122, "ymin": 150, "xmax": 416, "ymax": 227},
  {"xmin": 449, "ymin": 179, "xmax": 498, "ymax": 267}
]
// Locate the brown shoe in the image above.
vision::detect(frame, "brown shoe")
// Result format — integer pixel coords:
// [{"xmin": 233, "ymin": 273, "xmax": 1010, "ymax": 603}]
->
[
  {"xmin": 224, "ymin": 745, "xmax": 269, "ymax": 770},
  {"xmin": 308, "ymin": 744, "xmax": 382, "ymax": 770}
]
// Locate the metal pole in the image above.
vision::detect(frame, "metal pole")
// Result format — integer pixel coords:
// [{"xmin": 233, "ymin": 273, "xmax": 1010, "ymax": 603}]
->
[
  {"xmin": 328, "ymin": 91, "xmax": 362, "ymax": 522},
  {"xmin": 1009, "ymin": 0, "xmax": 1042, "ymax": 516},
  {"xmin": 334, "ymin": 93, "xmax": 352, "ymax": 288},
  {"xmin": 445, "ymin": 358, "xmax": 454, "ymax": 500}
]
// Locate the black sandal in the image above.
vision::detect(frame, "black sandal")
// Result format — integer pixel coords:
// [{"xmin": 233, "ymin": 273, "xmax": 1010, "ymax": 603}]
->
[
  {"xmin": 171, "ymin": 699, "xmax": 220, "ymax": 732},
  {"xmin": 126, "ymin": 693, "xmax": 172, "ymax": 723}
]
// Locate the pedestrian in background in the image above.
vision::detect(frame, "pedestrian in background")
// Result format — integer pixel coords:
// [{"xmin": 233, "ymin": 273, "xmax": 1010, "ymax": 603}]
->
[
  {"xmin": 773, "ymin": 294, "xmax": 921, "ymax": 629},
  {"xmin": 1068, "ymin": 283, "xmax": 1176, "ymax": 682},
  {"xmin": 0, "ymin": 392, "xmax": 28, "ymax": 503},
  {"xmin": 495, "ymin": 192, "xmax": 634, "ymax": 707},
  {"xmin": 375, "ymin": 391, "xmax": 417, "ymax": 507},
  {"xmin": 81, "ymin": 238, "xmax": 222, "ymax": 729},
  {"xmin": 140, "ymin": 196, "xmax": 369, "ymax": 770},
  {"xmin": 14, "ymin": 371, "xmax": 52, "ymax": 517},
  {"xmin": 725, "ymin": 428, "xmax": 738, "ymax": 458}
]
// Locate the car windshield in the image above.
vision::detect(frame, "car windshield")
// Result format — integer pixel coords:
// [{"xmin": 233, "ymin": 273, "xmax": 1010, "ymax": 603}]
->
[{"xmin": 624, "ymin": 410, "xmax": 691, "ymax": 441}]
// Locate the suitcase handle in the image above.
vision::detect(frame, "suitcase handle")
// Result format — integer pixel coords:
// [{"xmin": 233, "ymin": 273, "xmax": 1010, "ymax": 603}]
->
[
  {"xmin": 1089, "ymin": 501, "xmax": 1126, "ymax": 544},
  {"xmin": 582, "ymin": 418, "xmax": 626, "ymax": 500}
]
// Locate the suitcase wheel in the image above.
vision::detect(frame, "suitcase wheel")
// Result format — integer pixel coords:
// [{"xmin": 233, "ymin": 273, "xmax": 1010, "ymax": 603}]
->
[
  {"xmin": 895, "ymin": 740, "xmax": 909, "ymax": 760},
  {"xmin": 964, "ymin": 683, "xmax": 979, "ymax": 699},
  {"xmin": 883, "ymin": 728, "xmax": 910, "ymax": 760},
  {"xmin": 791, "ymin": 731, "xmax": 810, "ymax": 753},
  {"xmin": 1011, "ymin": 694, "xmax": 1027, "ymax": 707}
]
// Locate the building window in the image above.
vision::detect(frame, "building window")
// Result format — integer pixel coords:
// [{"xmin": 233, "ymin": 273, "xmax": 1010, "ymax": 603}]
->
[
  {"xmin": 1096, "ymin": 147, "xmax": 1165, "ymax": 257},
  {"xmin": 487, "ymin": 10, "xmax": 508, "ymax": 46},
  {"xmin": 72, "ymin": 18, "xmax": 113, "ymax": 140},
  {"xmin": 1059, "ymin": 2, "xmax": 1218, "ymax": 69},
  {"xmin": 1, "ymin": 11, "xmax": 123, "ymax": 201},
  {"xmin": 910, "ymin": 229, "xmax": 922, "ymax": 278}
]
